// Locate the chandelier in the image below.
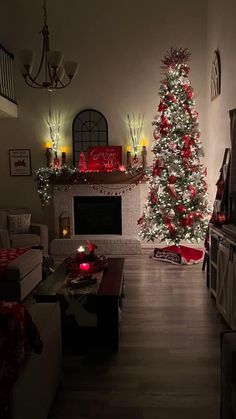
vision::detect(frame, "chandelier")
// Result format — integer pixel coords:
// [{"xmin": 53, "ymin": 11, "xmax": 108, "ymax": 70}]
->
[{"xmin": 20, "ymin": 0, "xmax": 79, "ymax": 90}]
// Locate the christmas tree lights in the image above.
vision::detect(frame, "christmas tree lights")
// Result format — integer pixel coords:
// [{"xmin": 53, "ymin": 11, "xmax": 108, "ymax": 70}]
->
[{"xmin": 138, "ymin": 48, "xmax": 210, "ymax": 246}]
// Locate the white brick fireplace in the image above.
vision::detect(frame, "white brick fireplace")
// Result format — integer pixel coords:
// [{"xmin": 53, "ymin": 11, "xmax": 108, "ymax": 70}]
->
[{"xmin": 50, "ymin": 184, "xmax": 142, "ymax": 255}]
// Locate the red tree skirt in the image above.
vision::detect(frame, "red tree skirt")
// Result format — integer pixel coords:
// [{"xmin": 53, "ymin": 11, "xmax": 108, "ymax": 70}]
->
[{"xmin": 152, "ymin": 245, "xmax": 204, "ymax": 265}]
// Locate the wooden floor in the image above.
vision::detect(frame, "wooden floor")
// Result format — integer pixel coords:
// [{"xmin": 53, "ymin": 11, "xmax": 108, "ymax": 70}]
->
[{"xmin": 49, "ymin": 250, "xmax": 228, "ymax": 419}]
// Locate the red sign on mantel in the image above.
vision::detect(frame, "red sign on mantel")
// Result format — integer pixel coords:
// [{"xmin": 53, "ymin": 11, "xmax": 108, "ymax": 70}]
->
[{"xmin": 87, "ymin": 146, "xmax": 122, "ymax": 172}]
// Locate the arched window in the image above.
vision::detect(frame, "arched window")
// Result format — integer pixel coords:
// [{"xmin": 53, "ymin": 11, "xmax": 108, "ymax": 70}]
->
[{"xmin": 72, "ymin": 109, "xmax": 108, "ymax": 166}]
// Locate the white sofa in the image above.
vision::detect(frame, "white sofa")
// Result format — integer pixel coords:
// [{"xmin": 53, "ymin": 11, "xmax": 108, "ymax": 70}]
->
[
  {"xmin": 0, "ymin": 208, "xmax": 48, "ymax": 255},
  {"xmin": 0, "ymin": 248, "xmax": 42, "ymax": 301},
  {"xmin": 10, "ymin": 303, "xmax": 62, "ymax": 419}
]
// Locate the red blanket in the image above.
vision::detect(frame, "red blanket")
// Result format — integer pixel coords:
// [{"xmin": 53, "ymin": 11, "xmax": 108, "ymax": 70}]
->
[
  {"xmin": 0, "ymin": 302, "xmax": 43, "ymax": 410},
  {"xmin": 0, "ymin": 248, "xmax": 30, "ymax": 278}
]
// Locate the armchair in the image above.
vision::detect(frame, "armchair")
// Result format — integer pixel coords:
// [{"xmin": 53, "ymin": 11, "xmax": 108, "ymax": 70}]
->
[{"xmin": 0, "ymin": 208, "xmax": 48, "ymax": 255}]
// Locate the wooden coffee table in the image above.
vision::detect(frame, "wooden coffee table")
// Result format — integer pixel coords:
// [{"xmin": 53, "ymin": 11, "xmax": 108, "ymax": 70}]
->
[{"xmin": 34, "ymin": 257, "xmax": 125, "ymax": 351}]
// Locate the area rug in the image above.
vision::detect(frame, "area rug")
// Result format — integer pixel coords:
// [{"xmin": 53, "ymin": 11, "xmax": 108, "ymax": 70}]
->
[{"xmin": 151, "ymin": 245, "xmax": 204, "ymax": 265}]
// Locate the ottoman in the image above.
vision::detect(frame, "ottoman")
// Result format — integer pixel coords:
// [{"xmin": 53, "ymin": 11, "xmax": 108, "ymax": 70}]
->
[{"xmin": 0, "ymin": 248, "xmax": 42, "ymax": 301}]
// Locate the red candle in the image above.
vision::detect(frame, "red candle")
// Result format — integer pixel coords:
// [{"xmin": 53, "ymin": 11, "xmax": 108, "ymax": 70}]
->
[{"xmin": 79, "ymin": 262, "xmax": 90, "ymax": 274}]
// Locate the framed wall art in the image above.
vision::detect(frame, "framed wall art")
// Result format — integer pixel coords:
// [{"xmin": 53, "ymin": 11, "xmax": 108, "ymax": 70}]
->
[{"xmin": 9, "ymin": 149, "xmax": 32, "ymax": 176}]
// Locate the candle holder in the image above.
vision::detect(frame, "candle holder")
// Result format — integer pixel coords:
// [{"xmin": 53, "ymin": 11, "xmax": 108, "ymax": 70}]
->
[
  {"xmin": 77, "ymin": 246, "xmax": 85, "ymax": 261},
  {"xmin": 126, "ymin": 151, "xmax": 132, "ymax": 170},
  {"xmin": 132, "ymin": 153, "xmax": 139, "ymax": 167},
  {"xmin": 61, "ymin": 151, "xmax": 66, "ymax": 165},
  {"xmin": 45, "ymin": 147, "xmax": 54, "ymax": 167},
  {"xmin": 141, "ymin": 145, "xmax": 147, "ymax": 169}
]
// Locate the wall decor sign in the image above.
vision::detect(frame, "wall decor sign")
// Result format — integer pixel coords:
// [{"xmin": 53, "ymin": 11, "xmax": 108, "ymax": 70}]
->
[
  {"xmin": 211, "ymin": 50, "xmax": 221, "ymax": 101},
  {"xmin": 87, "ymin": 146, "xmax": 122, "ymax": 172},
  {"xmin": 9, "ymin": 149, "xmax": 32, "ymax": 176}
]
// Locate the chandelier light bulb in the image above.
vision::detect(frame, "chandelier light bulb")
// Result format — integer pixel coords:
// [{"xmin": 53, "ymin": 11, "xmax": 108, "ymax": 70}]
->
[
  {"xmin": 64, "ymin": 61, "xmax": 80, "ymax": 78},
  {"xmin": 47, "ymin": 50, "xmax": 64, "ymax": 68}
]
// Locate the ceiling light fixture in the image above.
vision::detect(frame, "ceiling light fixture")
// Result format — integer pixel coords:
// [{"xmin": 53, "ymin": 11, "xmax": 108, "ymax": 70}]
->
[{"xmin": 20, "ymin": 0, "xmax": 79, "ymax": 90}]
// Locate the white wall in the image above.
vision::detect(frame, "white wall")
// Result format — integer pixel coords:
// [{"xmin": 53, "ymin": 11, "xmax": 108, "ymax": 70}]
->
[
  {"xmin": 0, "ymin": 0, "xmax": 206, "ymax": 237},
  {"xmin": 206, "ymin": 0, "xmax": 236, "ymax": 202}
]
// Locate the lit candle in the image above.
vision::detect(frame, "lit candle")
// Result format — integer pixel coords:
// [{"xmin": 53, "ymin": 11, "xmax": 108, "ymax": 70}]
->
[
  {"xmin": 140, "ymin": 138, "xmax": 148, "ymax": 147},
  {"xmin": 126, "ymin": 145, "xmax": 132, "ymax": 152},
  {"xmin": 46, "ymin": 140, "xmax": 51, "ymax": 149},
  {"xmin": 77, "ymin": 246, "xmax": 85, "ymax": 260},
  {"xmin": 80, "ymin": 262, "xmax": 90, "ymax": 274},
  {"xmin": 62, "ymin": 228, "xmax": 68, "ymax": 237}
]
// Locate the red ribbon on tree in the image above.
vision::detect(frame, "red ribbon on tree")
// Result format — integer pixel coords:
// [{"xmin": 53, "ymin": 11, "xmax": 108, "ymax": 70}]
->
[
  {"xmin": 182, "ymin": 134, "xmax": 191, "ymax": 146},
  {"xmin": 160, "ymin": 116, "xmax": 171, "ymax": 134},
  {"xmin": 176, "ymin": 204, "xmax": 186, "ymax": 213},
  {"xmin": 137, "ymin": 216, "xmax": 144, "ymax": 226},
  {"xmin": 181, "ymin": 148, "xmax": 191, "ymax": 159},
  {"xmin": 150, "ymin": 190, "xmax": 158, "ymax": 204},
  {"xmin": 167, "ymin": 185, "xmax": 178, "ymax": 199},
  {"xmin": 182, "ymin": 83, "xmax": 193, "ymax": 99},
  {"xmin": 166, "ymin": 94, "xmax": 176, "ymax": 103}
]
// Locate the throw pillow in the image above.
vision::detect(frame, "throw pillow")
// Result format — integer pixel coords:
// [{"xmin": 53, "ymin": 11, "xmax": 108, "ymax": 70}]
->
[{"xmin": 8, "ymin": 214, "xmax": 31, "ymax": 234}]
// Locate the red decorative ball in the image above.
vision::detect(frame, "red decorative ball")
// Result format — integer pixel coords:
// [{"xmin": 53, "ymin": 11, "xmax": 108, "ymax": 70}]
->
[{"xmin": 168, "ymin": 175, "xmax": 177, "ymax": 184}]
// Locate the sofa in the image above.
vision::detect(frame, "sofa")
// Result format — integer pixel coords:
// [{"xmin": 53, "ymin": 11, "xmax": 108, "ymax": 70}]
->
[
  {"xmin": 0, "ymin": 248, "xmax": 42, "ymax": 301},
  {"xmin": 221, "ymin": 331, "xmax": 236, "ymax": 419},
  {"xmin": 9, "ymin": 302, "xmax": 62, "ymax": 419},
  {"xmin": 0, "ymin": 208, "xmax": 48, "ymax": 255}
]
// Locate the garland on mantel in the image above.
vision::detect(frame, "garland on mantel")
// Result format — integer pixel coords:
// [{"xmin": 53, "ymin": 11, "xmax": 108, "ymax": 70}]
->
[{"xmin": 35, "ymin": 166, "xmax": 147, "ymax": 207}]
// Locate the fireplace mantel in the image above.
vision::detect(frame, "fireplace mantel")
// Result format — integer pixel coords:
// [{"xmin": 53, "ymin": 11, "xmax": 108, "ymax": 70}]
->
[
  {"xmin": 50, "ymin": 169, "xmax": 145, "ymax": 185},
  {"xmin": 36, "ymin": 167, "xmax": 146, "ymax": 207}
]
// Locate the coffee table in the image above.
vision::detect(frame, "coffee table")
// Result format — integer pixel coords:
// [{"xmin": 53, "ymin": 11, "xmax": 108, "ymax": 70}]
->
[{"xmin": 34, "ymin": 257, "xmax": 125, "ymax": 352}]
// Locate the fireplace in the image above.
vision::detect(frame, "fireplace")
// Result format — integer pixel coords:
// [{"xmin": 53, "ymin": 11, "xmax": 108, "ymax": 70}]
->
[{"xmin": 74, "ymin": 196, "xmax": 122, "ymax": 235}]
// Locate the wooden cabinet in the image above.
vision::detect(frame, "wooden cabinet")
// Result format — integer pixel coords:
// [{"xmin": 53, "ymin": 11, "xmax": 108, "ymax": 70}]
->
[
  {"xmin": 217, "ymin": 240, "xmax": 231, "ymax": 323},
  {"xmin": 209, "ymin": 225, "xmax": 236, "ymax": 328},
  {"xmin": 209, "ymin": 228, "xmax": 222, "ymax": 297}
]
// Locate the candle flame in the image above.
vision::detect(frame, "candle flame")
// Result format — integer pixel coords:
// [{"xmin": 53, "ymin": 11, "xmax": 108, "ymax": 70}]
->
[{"xmin": 77, "ymin": 246, "xmax": 85, "ymax": 252}]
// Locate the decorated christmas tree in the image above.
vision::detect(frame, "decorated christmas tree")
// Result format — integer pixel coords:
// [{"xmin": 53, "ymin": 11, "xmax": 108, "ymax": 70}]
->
[{"xmin": 138, "ymin": 48, "xmax": 210, "ymax": 249}]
